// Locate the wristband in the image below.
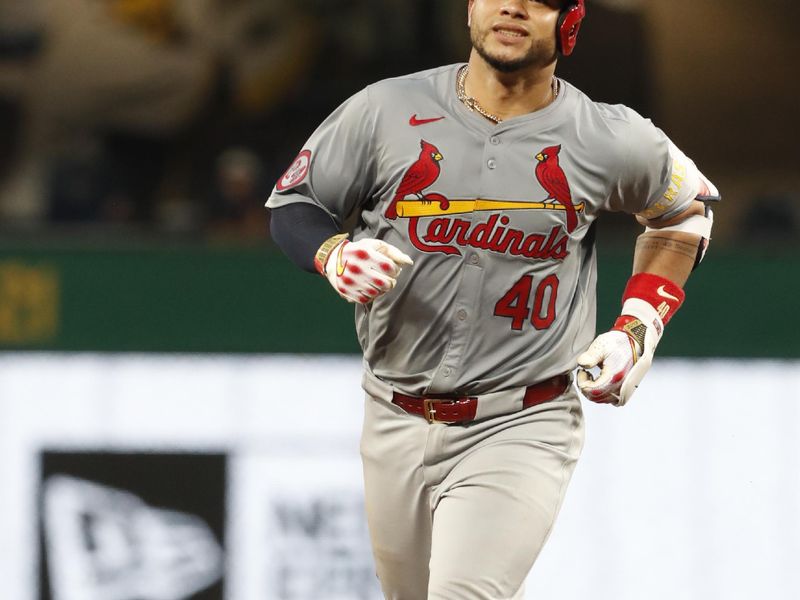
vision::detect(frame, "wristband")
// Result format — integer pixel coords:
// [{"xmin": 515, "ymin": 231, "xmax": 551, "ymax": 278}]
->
[
  {"xmin": 313, "ymin": 233, "xmax": 349, "ymax": 275},
  {"xmin": 621, "ymin": 272, "xmax": 685, "ymax": 325}
]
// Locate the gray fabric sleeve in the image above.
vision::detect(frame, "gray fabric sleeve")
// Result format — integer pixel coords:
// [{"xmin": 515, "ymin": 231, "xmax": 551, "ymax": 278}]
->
[
  {"xmin": 606, "ymin": 110, "xmax": 672, "ymax": 215},
  {"xmin": 266, "ymin": 87, "xmax": 378, "ymax": 227}
]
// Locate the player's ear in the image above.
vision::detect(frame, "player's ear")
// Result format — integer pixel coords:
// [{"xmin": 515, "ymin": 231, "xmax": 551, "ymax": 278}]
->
[{"xmin": 467, "ymin": 0, "xmax": 474, "ymax": 27}]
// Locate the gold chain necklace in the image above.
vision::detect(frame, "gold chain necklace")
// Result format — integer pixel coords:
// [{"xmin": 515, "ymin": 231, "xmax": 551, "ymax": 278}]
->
[{"xmin": 456, "ymin": 65, "xmax": 559, "ymax": 124}]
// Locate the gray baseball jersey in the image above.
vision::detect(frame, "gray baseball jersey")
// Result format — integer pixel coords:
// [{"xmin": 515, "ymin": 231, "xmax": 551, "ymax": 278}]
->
[{"xmin": 267, "ymin": 63, "xmax": 689, "ymax": 396}]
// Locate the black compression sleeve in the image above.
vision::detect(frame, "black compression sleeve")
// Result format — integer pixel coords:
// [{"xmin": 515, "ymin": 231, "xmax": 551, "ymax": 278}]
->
[{"xmin": 269, "ymin": 203, "xmax": 341, "ymax": 273}]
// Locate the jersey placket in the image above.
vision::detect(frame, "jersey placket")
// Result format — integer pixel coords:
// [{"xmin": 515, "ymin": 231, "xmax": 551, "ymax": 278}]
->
[{"xmin": 426, "ymin": 132, "xmax": 503, "ymax": 393}]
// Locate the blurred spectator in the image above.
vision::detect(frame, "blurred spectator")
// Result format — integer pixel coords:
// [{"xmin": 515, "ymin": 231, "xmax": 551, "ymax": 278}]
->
[
  {"xmin": 0, "ymin": 0, "xmax": 218, "ymax": 223},
  {"xmin": 0, "ymin": 0, "xmax": 44, "ymax": 207},
  {"xmin": 206, "ymin": 0, "xmax": 319, "ymax": 117},
  {"xmin": 203, "ymin": 147, "xmax": 269, "ymax": 242},
  {"xmin": 0, "ymin": 0, "xmax": 321, "ymax": 230},
  {"xmin": 148, "ymin": 0, "xmax": 325, "ymax": 240},
  {"xmin": 0, "ymin": 0, "xmax": 461, "ymax": 235}
]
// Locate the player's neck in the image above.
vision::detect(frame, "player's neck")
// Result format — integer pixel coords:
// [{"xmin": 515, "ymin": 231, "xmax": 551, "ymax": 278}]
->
[{"xmin": 464, "ymin": 55, "xmax": 557, "ymax": 122}]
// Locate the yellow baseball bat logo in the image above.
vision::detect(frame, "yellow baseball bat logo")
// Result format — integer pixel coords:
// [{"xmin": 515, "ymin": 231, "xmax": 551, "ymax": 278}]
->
[{"xmin": 395, "ymin": 199, "xmax": 586, "ymax": 218}]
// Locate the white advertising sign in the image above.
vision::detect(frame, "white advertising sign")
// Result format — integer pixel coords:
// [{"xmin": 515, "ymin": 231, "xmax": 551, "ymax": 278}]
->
[{"xmin": 0, "ymin": 355, "xmax": 798, "ymax": 600}]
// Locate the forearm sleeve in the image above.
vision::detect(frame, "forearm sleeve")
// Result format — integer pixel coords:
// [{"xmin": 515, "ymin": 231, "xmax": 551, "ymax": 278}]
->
[{"xmin": 269, "ymin": 203, "xmax": 340, "ymax": 273}]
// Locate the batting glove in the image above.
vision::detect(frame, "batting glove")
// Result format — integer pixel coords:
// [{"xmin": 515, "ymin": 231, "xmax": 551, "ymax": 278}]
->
[
  {"xmin": 316, "ymin": 236, "xmax": 413, "ymax": 304},
  {"xmin": 577, "ymin": 273, "xmax": 684, "ymax": 406}
]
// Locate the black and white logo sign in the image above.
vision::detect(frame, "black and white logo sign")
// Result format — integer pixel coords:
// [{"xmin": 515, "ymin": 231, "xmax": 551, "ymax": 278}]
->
[{"xmin": 39, "ymin": 452, "xmax": 226, "ymax": 600}]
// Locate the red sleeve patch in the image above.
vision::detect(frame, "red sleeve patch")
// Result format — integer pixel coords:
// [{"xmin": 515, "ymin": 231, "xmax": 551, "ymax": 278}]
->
[{"xmin": 276, "ymin": 150, "xmax": 312, "ymax": 191}]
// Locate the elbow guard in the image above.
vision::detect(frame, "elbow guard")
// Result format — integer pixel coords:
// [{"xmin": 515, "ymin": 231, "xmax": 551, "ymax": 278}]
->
[{"xmin": 645, "ymin": 204, "xmax": 715, "ymax": 269}]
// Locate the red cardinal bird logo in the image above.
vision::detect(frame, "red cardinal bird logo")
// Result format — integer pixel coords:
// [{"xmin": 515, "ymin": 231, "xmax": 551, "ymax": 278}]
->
[
  {"xmin": 385, "ymin": 140, "xmax": 444, "ymax": 220},
  {"xmin": 534, "ymin": 145, "xmax": 578, "ymax": 233}
]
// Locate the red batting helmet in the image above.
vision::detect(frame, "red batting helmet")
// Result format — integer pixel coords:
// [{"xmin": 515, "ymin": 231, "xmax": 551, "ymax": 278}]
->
[{"xmin": 558, "ymin": 0, "xmax": 586, "ymax": 56}]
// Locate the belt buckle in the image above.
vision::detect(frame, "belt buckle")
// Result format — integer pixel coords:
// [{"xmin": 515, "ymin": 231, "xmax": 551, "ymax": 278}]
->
[{"xmin": 423, "ymin": 398, "xmax": 451, "ymax": 424}]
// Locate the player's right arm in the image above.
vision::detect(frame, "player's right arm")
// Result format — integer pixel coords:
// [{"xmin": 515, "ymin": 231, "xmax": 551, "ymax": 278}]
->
[
  {"xmin": 267, "ymin": 88, "xmax": 413, "ymax": 304},
  {"xmin": 270, "ymin": 203, "xmax": 412, "ymax": 304}
]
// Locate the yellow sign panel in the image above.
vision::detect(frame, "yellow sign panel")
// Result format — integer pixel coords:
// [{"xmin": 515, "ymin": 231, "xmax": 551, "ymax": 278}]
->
[{"xmin": 0, "ymin": 262, "xmax": 59, "ymax": 344}]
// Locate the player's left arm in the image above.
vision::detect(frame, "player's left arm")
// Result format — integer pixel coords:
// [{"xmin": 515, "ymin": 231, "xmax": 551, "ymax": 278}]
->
[{"xmin": 577, "ymin": 143, "xmax": 720, "ymax": 406}]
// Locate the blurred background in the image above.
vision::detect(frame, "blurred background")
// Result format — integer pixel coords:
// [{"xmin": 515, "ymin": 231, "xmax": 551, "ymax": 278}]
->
[
  {"xmin": 0, "ymin": 1, "xmax": 797, "ymax": 599},
  {"xmin": 0, "ymin": 0, "xmax": 797, "ymax": 354}
]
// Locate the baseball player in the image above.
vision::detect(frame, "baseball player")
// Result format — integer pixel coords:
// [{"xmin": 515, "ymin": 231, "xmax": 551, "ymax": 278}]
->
[{"xmin": 267, "ymin": 1, "xmax": 719, "ymax": 598}]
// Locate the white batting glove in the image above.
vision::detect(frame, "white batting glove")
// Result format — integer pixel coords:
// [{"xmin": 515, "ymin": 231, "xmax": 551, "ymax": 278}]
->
[
  {"xmin": 577, "ymin": 299, "xmax": 664, "ymax": 406},
  {"xmin": 322, "ymin": 238, "xmax": 413, "ymax": 304}
]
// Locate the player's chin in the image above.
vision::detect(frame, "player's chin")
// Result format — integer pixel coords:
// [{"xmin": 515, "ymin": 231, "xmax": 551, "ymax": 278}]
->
[
  {"xmin": 488, "ymin": 56, "xmax": 539, "ymax": 74},
  {"xmin": 478, "ymin": 43, "xmax": 555, "ymax": 73}
]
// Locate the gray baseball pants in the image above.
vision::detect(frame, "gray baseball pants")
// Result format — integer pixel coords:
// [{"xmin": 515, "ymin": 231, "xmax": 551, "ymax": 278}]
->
[{"xmin": 360, "ymin": 375, "xmax": 585, "ymax": 599}]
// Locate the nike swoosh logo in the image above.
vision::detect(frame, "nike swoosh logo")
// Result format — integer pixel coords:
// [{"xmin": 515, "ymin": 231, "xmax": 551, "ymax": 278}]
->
[
  {"xmin": 336, "ymin": 249, "xmax": 347, "ymax": 277},
  {"xmin": 409, "ymin": 114, "xmax": 445, "ymax": 127},
  {"xmin": 656, "ymin": 285, "xmax": 680, "ymax": 302}
]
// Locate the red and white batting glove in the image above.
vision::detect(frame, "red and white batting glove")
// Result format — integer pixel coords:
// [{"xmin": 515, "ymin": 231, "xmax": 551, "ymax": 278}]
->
[
  {"xmin": 315, "ymin": 236, "xmax": 413, "ymax": 304},
  {"xmin": 577, "ymin": 273, "xmax": 685, "ymax": 406}
]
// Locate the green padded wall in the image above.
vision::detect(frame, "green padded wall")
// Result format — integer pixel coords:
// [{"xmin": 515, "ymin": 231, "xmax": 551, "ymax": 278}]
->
[{"xmin": 0, "ymin": 243, "xmax": 795, "ymax": 357}]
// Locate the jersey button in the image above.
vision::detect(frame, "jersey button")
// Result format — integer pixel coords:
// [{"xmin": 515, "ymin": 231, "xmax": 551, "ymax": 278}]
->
[
  {"xmin": 487, "ymin": 159, "xmax": 497, "ymax": 170},
  {"xmin": 442, "ymin": 367, "xmax": 452, "ymax": 377},
  {"xmin": 490, "ymin": 136, "xmax": 501, "ymax": 145},
  {"xmin": 469, "ymin": 254, "xmax": 479, "ymax": 265},
  {"xmin": 457, "ymin": 309, "xmax": 468, "ymax": 321}
]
